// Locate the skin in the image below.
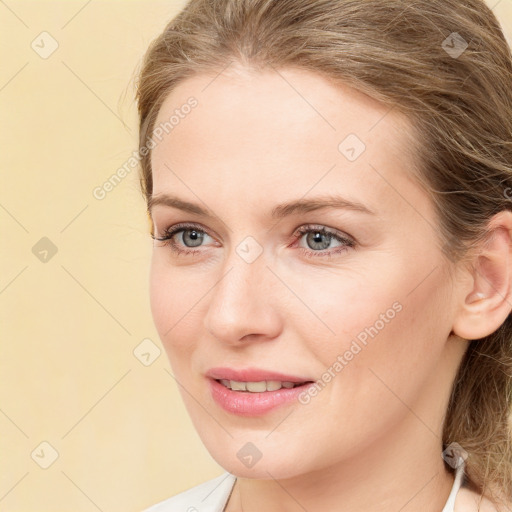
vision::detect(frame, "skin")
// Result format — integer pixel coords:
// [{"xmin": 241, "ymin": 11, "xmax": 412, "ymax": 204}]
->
[{"xmin": 148, "ymin": 63, "xmax": 512, "ymax": 512}]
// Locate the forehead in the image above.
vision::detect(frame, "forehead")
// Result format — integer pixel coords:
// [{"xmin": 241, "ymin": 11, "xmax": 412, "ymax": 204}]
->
[
  {"xmin": 150, "ymin": 65, "xmax": 426, "ymax": 222},
  {"xmin": 153, "ymin": 64, "xmax": 409, "ymax": 147}
]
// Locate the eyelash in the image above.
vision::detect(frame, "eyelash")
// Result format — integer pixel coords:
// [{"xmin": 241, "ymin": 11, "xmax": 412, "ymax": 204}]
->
[{"xmin": 151, "ymin": 222, "xmax": 356, "ymax": 259}]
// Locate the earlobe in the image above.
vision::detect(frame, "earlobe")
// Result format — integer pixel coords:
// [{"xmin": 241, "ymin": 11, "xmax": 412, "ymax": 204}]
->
[{"xmin": 452, "ymin": 210, "xmax": 512, "ymax": 341}]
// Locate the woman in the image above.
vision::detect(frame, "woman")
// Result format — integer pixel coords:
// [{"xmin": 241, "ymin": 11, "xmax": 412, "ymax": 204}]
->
[{"xmin": 136, "ymin": 0, "xmax": 512, "ymax": 510}]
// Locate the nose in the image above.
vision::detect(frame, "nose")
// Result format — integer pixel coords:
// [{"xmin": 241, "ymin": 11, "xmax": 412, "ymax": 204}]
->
[{"xmin": 203, "ymin": 248, "xmax": 282, "ymax": 345}]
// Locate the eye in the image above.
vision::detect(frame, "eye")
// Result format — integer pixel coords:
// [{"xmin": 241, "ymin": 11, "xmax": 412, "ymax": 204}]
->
[
  {"xmin": 152, "ymin": 222, "xmax": 214, "ymax": 256},
  {"xmin": 152, "ymin": 222, "xmax": 356, "ymax": 259},
  {"xmin": 293, "ymin": 224, "xmax": 355, "ymax": 259}
]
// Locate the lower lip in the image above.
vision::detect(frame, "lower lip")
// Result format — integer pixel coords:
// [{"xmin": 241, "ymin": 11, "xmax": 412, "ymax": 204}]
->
[{"xmin": 208, "ymin": 378, "xmax": 314, "ymax": 416}]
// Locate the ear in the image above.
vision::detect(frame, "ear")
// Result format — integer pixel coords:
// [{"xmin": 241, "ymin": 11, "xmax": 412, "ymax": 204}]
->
[{"xmin": 452, "ymin": 210, "xmax": 512, "ymax": 340}]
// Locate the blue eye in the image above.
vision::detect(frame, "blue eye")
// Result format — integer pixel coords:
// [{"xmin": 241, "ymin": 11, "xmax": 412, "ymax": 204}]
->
[
  {"xmin": 152, "ymin": 223, "xmax": 212, "ymax": 256},
  {"xmin": 294, "ymin": 225, "xmax": 355, "ymax": 259},
  {"xmin": 152, "ymin": 223, "xmax": 355, "ymax": 259}
]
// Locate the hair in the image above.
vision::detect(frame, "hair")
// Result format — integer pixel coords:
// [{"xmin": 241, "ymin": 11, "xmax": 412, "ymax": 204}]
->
[{"xmin": 135, "ymin": 0, "xmax": 512, "ymax": 508}]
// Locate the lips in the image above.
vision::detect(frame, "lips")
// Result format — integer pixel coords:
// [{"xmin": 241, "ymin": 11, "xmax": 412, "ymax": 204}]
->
[{"xmin": 206, "ymin": 367, "xmax": 316, "ymax": 416}]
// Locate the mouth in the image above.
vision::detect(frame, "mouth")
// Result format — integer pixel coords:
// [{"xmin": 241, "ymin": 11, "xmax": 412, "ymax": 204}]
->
[
  {"xmin": 206, "ymin": 368, "xmax": 317, "ymax": 416},
  {"xmin": 209, "ymin": 378, "xmax": 315, "ymax": 416},
  {"xmin": 215, "ymin": 379, "xmax": 313, "ymax": 392}
]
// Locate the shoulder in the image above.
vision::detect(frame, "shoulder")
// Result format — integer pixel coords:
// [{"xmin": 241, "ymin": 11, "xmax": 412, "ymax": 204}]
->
[
  {"xmin": 454, "ymin": 487, "xmax": 511, "ymax": 512},
  {"xmin": 141, "ymin": 472, "xmax": 236, "ymax": 512}
]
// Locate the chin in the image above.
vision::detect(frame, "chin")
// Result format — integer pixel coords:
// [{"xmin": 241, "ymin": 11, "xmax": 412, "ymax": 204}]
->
[{"xmin": 198, "ymin": 433, "xmax": 316, "ymax": 480}]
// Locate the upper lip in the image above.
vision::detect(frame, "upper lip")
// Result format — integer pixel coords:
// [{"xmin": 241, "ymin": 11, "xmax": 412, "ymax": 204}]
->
[{"xmin": 206, "ymin": 367, "xmax": 314, "ymax": 383}]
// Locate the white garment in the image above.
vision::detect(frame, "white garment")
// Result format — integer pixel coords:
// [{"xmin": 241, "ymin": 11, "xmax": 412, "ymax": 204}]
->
[{"xmin": 142, "ymin": 459, "xmax": 466, "ymax": 512}]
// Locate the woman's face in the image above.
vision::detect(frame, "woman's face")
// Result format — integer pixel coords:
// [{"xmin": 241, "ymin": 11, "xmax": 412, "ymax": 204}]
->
[{"xmin": 149, "ymin": 65, "xmax": 465, "ymax": 478}]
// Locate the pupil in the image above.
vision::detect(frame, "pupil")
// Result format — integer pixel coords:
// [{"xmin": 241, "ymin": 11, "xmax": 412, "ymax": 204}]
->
[
  {"xmin": 185, "ymin": 229, "xmax": 203, "ymax": 248},
  {"xmin": 308, "ymin": 231, "xmax": 330, "ymax": 250}
]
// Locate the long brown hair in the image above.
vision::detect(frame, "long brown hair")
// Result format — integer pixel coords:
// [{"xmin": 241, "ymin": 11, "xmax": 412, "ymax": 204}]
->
[{"xmin": 135, "ymin": 0, "xmax": 512, "ymax": 508}]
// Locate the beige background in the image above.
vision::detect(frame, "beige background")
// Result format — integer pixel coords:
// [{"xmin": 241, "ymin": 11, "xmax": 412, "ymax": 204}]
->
[{"xmin": 1, "ymin": 1, "xmax": 511, "ymax": 511}]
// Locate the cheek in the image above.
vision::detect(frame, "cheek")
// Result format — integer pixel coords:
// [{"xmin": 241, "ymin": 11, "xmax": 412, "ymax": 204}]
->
[
  {"xmin": 298, "ymin": 258, "xmax": 451, "ymax": 388},
  {"xmin": 284, "ymin": 264, "xmax": 405, "ymax": 359},
  {"xmin": 149, "ymin": 256, "xmax": 173, "ymax": 339},
  {"xmin": 327, "ymin": 273, "xmax": 451, "ymax": 414},
  {"xmin": 290, "ymin": 269, "xmax": 452, "ymax": 460},
  {"xmin": 149, "ymin": 255, "xmax": 204, "ymax": 357}
]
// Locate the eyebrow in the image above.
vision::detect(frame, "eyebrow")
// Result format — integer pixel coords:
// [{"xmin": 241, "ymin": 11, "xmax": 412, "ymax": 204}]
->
[{"xmin": 147, "ymin": 193, "xmax": 376, "ymax": 219}]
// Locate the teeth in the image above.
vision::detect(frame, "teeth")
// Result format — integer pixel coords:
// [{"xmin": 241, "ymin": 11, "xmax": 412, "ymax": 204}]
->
[
  {"xmin": 230, "ymin": 380, "xmax": 247, "ymax": 391},
  {"xmin": 246, "ymin": 381, "xmax": 267, "ymax": 392},
  {"xmin": 219, "ymin": 380, "xmax": 303, "ymax": 392},
  {"xmin": 265, "ymin": 380, "xmax": 282, "ymax": 391}
]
